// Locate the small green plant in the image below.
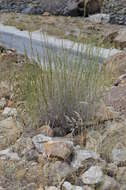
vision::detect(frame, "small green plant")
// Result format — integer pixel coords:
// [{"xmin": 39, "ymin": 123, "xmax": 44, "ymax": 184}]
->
[{"xmin": 13, "ymin": 39, "xmax": 114, "ymax": 134}]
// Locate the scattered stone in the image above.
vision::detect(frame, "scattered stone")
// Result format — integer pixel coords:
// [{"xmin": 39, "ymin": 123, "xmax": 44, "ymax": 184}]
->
[
  {"xmin": 0, "ymin": 148, "xmax": 20, "ymax": 161},
  {"xmin": 0, "ymin": 117, "xmax": 22, "ymax": 150},
  {"xmin": 0, "ymin": 98, "xmax": 6, "ymax": 110},
  {"xmin": 71, "ymin": 148, "xmax": 100, "ymax": 170},
  {"xmin": 2, "ymin": 107, "xmax": 17, "ymax": 117},
  {"xmin": 24, "ymin": 149, "xmax": 39, "ymax": 161},
  {"xmin": 37, "ymin": 125, "xmax": 54, "ymax": 137},
  {"xmin": 81, "ymin": 166, "xmax": 103, "ymax": 185},
  {"xmin": 32, "ymin": 134, "xmax": 52, "ymax": 153},
  {"xmin": 99, "ymin": 175, "xmax": 120, "ymax": 190},
  {"xmin": 43, "ymin": 140, "xmax": 73, "ymax": 160},
  {"xmin": 112, "ymin": 149, "xmax": 126, "ymax": 166}
]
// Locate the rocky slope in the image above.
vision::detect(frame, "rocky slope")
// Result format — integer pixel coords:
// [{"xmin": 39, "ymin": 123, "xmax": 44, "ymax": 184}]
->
[
  {"xmin": 0, "ymin": 0, "xmax": 103, "ymax": 16},
  {"xmin": 0, "ymin": 47, "xmax": 126, "ymax": 189}
]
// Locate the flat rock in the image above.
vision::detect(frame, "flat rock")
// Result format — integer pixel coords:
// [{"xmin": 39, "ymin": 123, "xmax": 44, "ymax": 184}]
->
[
  {"xmin": 81, "ymin": 166, "xmax": 103, "ymax": 185},
  {"xmin": 43, "ymin": 140, "xmax": 73, "ymax": 160}
]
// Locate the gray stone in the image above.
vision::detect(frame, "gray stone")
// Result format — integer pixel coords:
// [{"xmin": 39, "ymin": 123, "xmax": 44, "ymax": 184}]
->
[
  {"xmin": 112, "ymin": 148, "xmax": 126, "ymax": 166},
  {"xmin": 62, "ymin": 181, "xmax": 83, "ymax": 190},
  {"xmin": 81, "ymin": 166, "xmax": 103, "ymax": 185},
  {"xmin": 0, "ymin": 98, "xmax": 6, "ymax": 110},
  {"xmin": 0, "ymin": 148, "xmax": 20, "ymax": 161},
  {"xmin": 86, "ymin": 14, "xmax": 110, "ymax": 24},
  {"xmin": 32, "ymin": 134, "xmax": 52, "ymax": 153},
  {"xmin": 2, "ymin": 107, "xmax": 17, "ymax": 117},
  {"xmin": 71, "ymin": 148, "xmax": 100, "ymax": 170},
  {"xmin": 99, "ymin": 175, "xmax": 120, "ymax": 190}
]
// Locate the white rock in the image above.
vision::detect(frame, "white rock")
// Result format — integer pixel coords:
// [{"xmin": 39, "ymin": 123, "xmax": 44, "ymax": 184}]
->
[
  {"xmin": 86, "ymin": 14, "xmax": 110, "ymax": 24},
  {"xmin": 112, "ymin": 149, "xmax": 126, "ymax": 165},
  {"xmin": 62, "ymin": 181, "xmax": 83, "ymax": 190},
  {"xmin": 0, "ymin": 98, "xmax": 6, "ymax": 109},
  {"xmin": 81, "ymin": 166, "xmax": 103, "ymax": 185},
  {"xmin": 0, "ymin": 148, "xmax": 20, "ymax": 161},
  {"xmin": 32, "ymin": 134, "xmax": 52, "ymax": 153},
  {"xmin": 71, "ymin": 149, "xmax": 100, "ymax": 169},
  {"xmin": 2, "ymin": 107, "xmax": 17, "ymax": 117}
]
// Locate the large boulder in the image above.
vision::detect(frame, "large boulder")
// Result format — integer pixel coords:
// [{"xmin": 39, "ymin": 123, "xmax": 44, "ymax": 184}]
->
[{"xmin": 0, "ymin": 0, "xmax": 103, "ymax": 16}]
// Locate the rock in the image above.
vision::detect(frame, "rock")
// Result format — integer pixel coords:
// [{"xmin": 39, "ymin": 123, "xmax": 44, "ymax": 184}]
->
[
  {"xmin": 86, "ymin": 14, "xmax": 110, "ymax": 24},
  {"xmin": 114, "ymin": 29, "xmax": 126, "ymax": 49},
  {"xmin": 105, "ymin": 163, "xmax": 118, "ymax": 177},
  {"xmin": 12, "ymin": 137, "xmax": 34, "ymax": 157},
  {"xmin": 104, "ymin": 52, "xmax": 126, "ymax": 76},
  {"xmin": 71, "ymin": 148, "xmax": 100, "ymax": 170},
  {"xmin": 0, "ymin": 148, "xmax": 20, "ymax": 161},
  {"xmin": 62, "ymin": 181, "xmax": 83, "ymax": 190},
  {"xmin": 99, "ymin": 175, "xmax": 120, "ymax": 190},
  {"xmin": 81, "ymin": 166, "xmax": 103, "ymax": 185},
  {"xmin": 2, "ymin": 107, "xmax": 17, "ymax": 117},
  {"xmin": 103, "ymin": 0, "xmax": 126, "ymax": 25},
  {"xmin": 37, "ymin": 125, "xmax": 54, "ymax": 137},
  {"xmin": 103, "ymin": 29, "xmax": 118, "ymax": 44},
  {"xmin": 24, "ymin": 149, "xmax": 39, "ymax": 162},
  {"xmin": 0, "ymin": 98, "xmax": 6, "ymax": 110},
  {"xmin": 95, "ymin": 101, "xmax": 119, "ymax": 123},
  {"xmin": 0, "ymin": 0, "xmax": 102, "ymax": 16},
  {"xmin": 116, "ymin": 167, "xmax": 126, "ymax": 184},
  {"xmin": 100, "ymin": 121, "xmax": 126, "ymax": 161},
  {"xmin": 112, "ymin": 149, "xmax": 126, "ymax": 166},
  {"xmin": 0, "ymin": 117, "xmax": 22, "ymax": 150},
  {"xmin": 43, "ymin": 140, "xmax": 73, "ymax": 160},
  {"xmin": 43, "ymin": 12, "xmax": 50, "ymax": 16},
  {"xmin": 114, "ymin": 73, "xmax": 126, "ymax": 87},
  {"xmin": 32, "ymin": 134, "xmax": 52, "ymax": 153},
  {"xmin": 42, "ymin": 161, "xmax": 73, "ymax": 186}
]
